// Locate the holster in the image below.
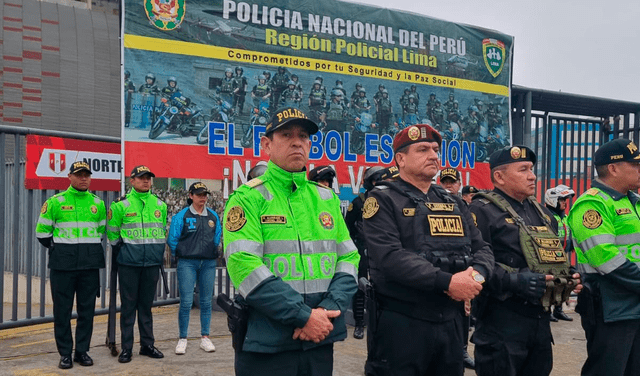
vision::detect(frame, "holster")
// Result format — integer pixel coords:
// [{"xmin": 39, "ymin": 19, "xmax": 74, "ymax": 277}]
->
[
  {"xmin": 216, "ymin": 293, "xmax": 249, "ymax": 351},
  {"xmin": 575, "ymin": 282, "xmax": 599, "ymax": 326},
  {"xmin": 359, "ymin": 277, "xmax": 378, "ymax": 347},
  {"xmin": 541, "ymin": 276, "xmax": 576, "ymax": 311}
]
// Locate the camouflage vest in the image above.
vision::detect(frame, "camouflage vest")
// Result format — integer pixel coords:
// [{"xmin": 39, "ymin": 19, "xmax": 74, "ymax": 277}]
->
[{"xmin": 326, "ymin": 102, "xmax": 344, "ymax": 121}]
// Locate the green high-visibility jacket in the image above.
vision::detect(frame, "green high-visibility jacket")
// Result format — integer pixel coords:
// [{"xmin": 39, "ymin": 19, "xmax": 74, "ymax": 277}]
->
[
  {"xmin": 568, "ymin": 179, "xmax": 640, "ymax": 322},
  {"xmin": 223, "ymin": 160, "xmax": 360, "ymax": 353},
  {"xmin": 107, "ymin": 189, "xmax": 167, "ymax": 267},
  {"xmin": 36, "ymin": 186, "xmax": 106, "ymax": 270}
]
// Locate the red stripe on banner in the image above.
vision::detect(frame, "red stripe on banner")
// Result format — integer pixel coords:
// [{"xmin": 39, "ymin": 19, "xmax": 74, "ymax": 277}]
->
[
  {"xmin": 23, "ymin": 25, "xmax": 41, "ymax": 31},
  {"xmin": 4, "ymin": 55, "xmax": 23, "ymax": 62},
  {"xmin": 4, "ymin": 67, "xmax": 23, "ymax": 73},
  {"xmin": 3, "ymin": 117, "xmax": 22, "ymax": 123},
  {"xmin": 41, "ymin": 19, "xmax": 58, "ymax": 25},
  {"xmin": 23, "ymin": 36, "xmax": 42, "ymax": 42},
  {"xmin": 41, "ymin": 71, "xmax": 59, "ymax": 77},
  {"xmin": 4, "ymin": 102, "xmax": 23, "ymax": 108},
  {"xmin": 3, "ymin": 26, "xmax": 22, "ymax": 32},
  {"xmin": 5, "ymin": 3, "xmax": 22, "ymax": 7},
  {"xmin": 42, "ymin": 45, "xmax": 60, "ymax": 52},
  {"xmin": 23, "ymin": 111, "xmax": 41, "ymax": 117},
  {"xmin": 23, "ymin": 76, "xmax": 42, "ymax": 83},
  {"xmin": 3, "ymin": 16, "xmax": 22, "ymax": 22},
  {"xmin": 23, "ymin": 96, "xmax": 42, "ymax": 102},
  {"xmin": 23, "ymin": 51, "xmax": 42, "ymax": 60},
  {"xmin": 23, "ymin": 88, "xmax": 41, "ymax": 94},
  {"xmin": 4, "ymin": 82, "xmax": 23, "ymax": 88}
]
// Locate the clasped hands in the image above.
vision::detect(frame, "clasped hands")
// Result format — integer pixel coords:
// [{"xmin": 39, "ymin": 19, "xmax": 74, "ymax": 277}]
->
[{"xmin": 292, "ymin": 308, "xmax": 341, "ymax": 343}]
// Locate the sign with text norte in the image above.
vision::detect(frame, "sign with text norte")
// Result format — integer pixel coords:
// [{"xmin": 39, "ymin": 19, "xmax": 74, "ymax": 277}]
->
[
  {"xmin": 123, "ymin": 0, "xmax": 513, "ymax": 197},
  {"xmin": 26, "ymin": 135, "xmax": 122, "ymax": 191}
]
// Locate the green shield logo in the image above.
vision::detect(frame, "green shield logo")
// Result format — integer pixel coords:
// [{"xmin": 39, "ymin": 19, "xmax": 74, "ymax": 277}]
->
[
  {"xmin": 482, "ymin": 38, "xmax": 506, "ymax": 78},
  {"xmin": 144, "ymin": 0, "xmax": 186, "ymax": 31}
]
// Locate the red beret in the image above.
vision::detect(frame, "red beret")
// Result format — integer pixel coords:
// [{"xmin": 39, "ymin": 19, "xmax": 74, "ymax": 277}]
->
[{"xmin": 393, "ymin": 124, "xmax": 442, "ymax": 153}]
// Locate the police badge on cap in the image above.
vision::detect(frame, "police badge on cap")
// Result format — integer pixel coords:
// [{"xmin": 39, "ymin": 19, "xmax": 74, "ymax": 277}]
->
[
  {"xmin": 594, "ymin": 138, "xmax": 640, "ymax": 166},
  {"xmin": 489, "ymin": 146, "xmax": 537, "ymax": 169}
]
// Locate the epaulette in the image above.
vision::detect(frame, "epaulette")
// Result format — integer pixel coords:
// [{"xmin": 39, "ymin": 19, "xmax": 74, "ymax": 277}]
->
[
  {"xmin": 584, "ymin": 188, "xmax": 599, "ymax": 196},
  {"xmin": 113, "ymin": 195, "xmax": 127, "ymax": 203},
  {"xmin": 478, "ymin": 198, "xmax": 490, "ymax": 205},
  {"xmin": 245, "ymin": 178, "xmax": 264, "ymax": 188}
]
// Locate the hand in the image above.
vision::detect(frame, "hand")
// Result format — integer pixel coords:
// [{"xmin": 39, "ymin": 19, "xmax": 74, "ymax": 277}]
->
[
  {"xmin": 571, "ymin": 272, "xmax": 583, "ymax": 294},
  {"xmin": 446, "ymin": 267, "xmax": 483, "ymax": 301},
  {"xmin": 292, "ymin": 308, "xmax": 340, "ymax": 343},
  {"xmin": 505, "ymin": 271, "xmax": 552, "ymax": 300}
]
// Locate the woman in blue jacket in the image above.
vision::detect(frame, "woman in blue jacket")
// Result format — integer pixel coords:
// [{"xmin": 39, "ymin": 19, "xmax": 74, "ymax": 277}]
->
[{"xmin": 167, "ymin": 182, "xmax": 221, "ymax": 354}]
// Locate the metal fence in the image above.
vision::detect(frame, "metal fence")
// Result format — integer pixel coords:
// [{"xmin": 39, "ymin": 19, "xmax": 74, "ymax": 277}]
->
[{"xmin": 0, "ymin": 125, "xmax": 234, "ymax": 330}]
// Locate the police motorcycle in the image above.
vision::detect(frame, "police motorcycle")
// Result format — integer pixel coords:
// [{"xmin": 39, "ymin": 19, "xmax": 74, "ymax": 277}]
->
[
  {"xmin": 197, "ymin": 93, "xmax": 236, "ymax": 145},
  {"xmin": 350, "ymin": 112, "xmax": 374, "ymax": 154},
  {"xmin": 475, "ymin": 121, "xmax": 507, "ymax": 162},
  {"xmin": 442, "ymin": 121, "xmax": 462, "ymax": 141},
  {"xmin": 241, "ymin": 99, "xmax": 269, "ymax": 148},
  {"xmin": 148, "ymin": 91, "xmax": 206, "ymax": 140},
  {"xmin": 388, "ymin": 113, "xmax": 408, "ymax": 138}
]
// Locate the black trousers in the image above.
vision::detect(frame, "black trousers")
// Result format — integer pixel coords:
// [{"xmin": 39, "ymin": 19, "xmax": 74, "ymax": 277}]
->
[
  {"xmin": 50, "ymin": 269, "xmax": 100, "ymax": 356},
  {"xmin": 473, "ymin": 306, "xmax": 553, "ymax": 376},
  {"xmin": 118, "ymin": 265, "xmax": 160, "ymax": 350},
  {"xmin": 581, "ymin": 314, "xmax": 640, "ymax": 376},
  {"xmin": 366, "ymin": 309, "xmax": 464, "ymax": 376},
  {"xmin": 235, "ymin": 344, "xmax": 333, "ymax": 376},
  {"xmin": 352, "ymin": 248, "xmax": 369, "ymax": 326}
]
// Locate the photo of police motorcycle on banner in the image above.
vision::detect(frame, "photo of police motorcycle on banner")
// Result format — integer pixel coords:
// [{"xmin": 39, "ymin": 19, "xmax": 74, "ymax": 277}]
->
[{"xmin": 124, "ymin": 50, "xmax": 510, "ymax": 161}]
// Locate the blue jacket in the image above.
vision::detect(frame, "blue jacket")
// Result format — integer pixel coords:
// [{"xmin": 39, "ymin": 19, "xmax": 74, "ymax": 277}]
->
[{"xmin": 168, "ymin": 205, "xmax": 221, "ymax": 259}]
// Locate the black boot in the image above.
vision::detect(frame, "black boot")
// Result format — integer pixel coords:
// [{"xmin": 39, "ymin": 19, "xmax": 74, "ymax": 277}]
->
[
  {"xmin": 353, "ymin": 323, "xmax": 365, "ymax": 340},
  {"xmin": 553, "ymin": 305, "xmax": 573, "ymax": 321},
  {"xmin": 463, "ymin": 345, "xmax": 475, "ymax": 369},
  {"xmin": 352, "ymin": 289, "xmax": 366, "ymax": 340}
]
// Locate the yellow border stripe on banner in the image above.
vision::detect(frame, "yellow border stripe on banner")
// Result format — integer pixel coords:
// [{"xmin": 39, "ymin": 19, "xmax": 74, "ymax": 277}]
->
[{"xmin": 125, "ymin": 34, "xmax": 508, "ymax": 96}]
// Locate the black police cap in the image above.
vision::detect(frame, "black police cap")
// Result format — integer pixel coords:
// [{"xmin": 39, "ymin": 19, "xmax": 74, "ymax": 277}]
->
[
  {"xmin": 308, "ymin": 165, "xmax": 336, "ymax": 183},
  {"xmin": 69, "ymin": 161, "xmax": 92, "ymax": 174},
  {"xmin": 461, "ymin": 185, "xmax": 479, "ymax": 195},
  {"xmin": 188, "ymin": 182, "xmax": 210, "ymax": 195},
  {"xmin": 130, "ymin": 165, "xmax": 156, "ymax": 178},
  {"xmin": 489, "ymin": 146, "xmax": 537, "ymax": 169},
  {"xmin": 265, "ymin": 107, "xmax": 318, "ymax": 136},
  {"xmin": 594, "ymin": 138, "xmax": 640, "ymax": 166},
  {"xmin": 440, "ymin": 168, "xmax": 460, "ymax": 182}
]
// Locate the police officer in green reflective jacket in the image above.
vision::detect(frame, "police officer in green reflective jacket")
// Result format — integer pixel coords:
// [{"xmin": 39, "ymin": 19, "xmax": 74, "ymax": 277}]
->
[
  {"xmin": 107, "ymin": 165, "xmax": 167, "ymax": 363},
  {"xmin": 36, "ymin": 161, "xmax": 106, "ymax": 369},
  {"xmin": 568, "ymin": 138, "xmax": 640, "ymax": 376},
  {"xmin": 223, "ymin": 107, "xmax": 360, "ymax": 376}
]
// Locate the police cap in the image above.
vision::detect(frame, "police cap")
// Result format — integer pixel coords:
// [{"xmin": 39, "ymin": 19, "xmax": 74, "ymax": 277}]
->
[
  {"xmin": 265, "ymin": 107, "xmax": 318, "ymax": 136},
  {"xmin": 130, "ymin": 165, "xmax": 156, "ymax": 178},
  {"xmin": 189, "ymin": 182, "xmax": 210, "ymax": 195},
  {"xmin": 380, "ymin": 165, "xmax": 399, "ymax": 180},
  {"xmin": 440, "ymin": 168, "xmax": 460, "ymax": 182},
  {"xmin": 393, "ymin": 123, "xmax": 442, "ymax": 153},
  {"xmin": 594, "ymin": 138, "xmax": 640, "ymax": 166},
  {"xmin": 461, "ymin": 185, "xmax": 479, "ymax": 195},
  {"xmin": 69, "ymin": 161, "xmax": 92, "ymax": 174},
  {"xmin": 489, "ymin": 146, "xmax": 536, "ymax": 169},
  {"xmin": 308, "ymin": 165, "xmax": 336, "ymax": 183}
]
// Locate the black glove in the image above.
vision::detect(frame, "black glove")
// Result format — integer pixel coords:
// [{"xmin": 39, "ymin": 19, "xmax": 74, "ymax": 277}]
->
[{"xmin": 503, "ymin": 271, "xmax": 547, "ymax": 300}]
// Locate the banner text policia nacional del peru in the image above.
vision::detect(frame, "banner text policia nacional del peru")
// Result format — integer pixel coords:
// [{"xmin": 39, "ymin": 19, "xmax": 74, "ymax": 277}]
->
[{"xmin": 123, "ymin": 0, "xmax": 513, "ymax": 203}]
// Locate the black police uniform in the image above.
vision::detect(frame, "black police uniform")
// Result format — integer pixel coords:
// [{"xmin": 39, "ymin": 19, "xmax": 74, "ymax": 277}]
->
[
  {"xmin": 364, "ymin": 179, "xmax": 493, "ymax": 376},
  {"xmin": 345, "ymin": 193, "xmax": 368, "ymax": 329},
  {"xmin": 469, "ymin": 188, "xmax": 558, "ymax": 376}
]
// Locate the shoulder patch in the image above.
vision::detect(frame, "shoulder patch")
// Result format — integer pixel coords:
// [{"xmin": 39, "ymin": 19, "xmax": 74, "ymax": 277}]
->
[
  {"xmin": 246, "ymin": 178, "xmax": 263, "ymax": 188},
  {"xmin": 616, "ymin": 208, "xmax": 632, "ymax": 215},
  {"xmin": 40, "ymin": 202, "xmax": 48, "ymax": 214},
  {"xmin": 362, "ymin": 197, "xmax": 379, "ymax": 219},
  {"xmin": 583, "ymin": 209, "xmax": 603, "ymax": 229},
  {"xmin": 471, "ymin": 212, "xmax": 477, "ymax": 226},
  {"xmin": 225, "ymin": 206, "xmax": 247, "ymax": 232},
  {"xmin": 585, "ymin": 188, "xmax": 599, "ymax": 196},
  {"xmin": 108, "ymin": 208, "xmax": 113, "ymax": 221},
  {"xmin": 347, "ymin": 203, "xmax": 354, "ymax": 212}
]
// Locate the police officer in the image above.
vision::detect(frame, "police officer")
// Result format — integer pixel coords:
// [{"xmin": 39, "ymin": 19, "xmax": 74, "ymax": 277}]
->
[
  {"xmin": 323, "ymin": 90, "xmax": 349, "ymax": 133},
  {"xmin": 363, "ymin": 124, "xmax": 494, "ymax": 376},
  {"xmin": 461, "ymin": 185, "xmax": 479, "ymax": 205},
  {"xmin": 108, "ymin": 165, "xmax": 167, "ymax": 363},
  {"xmin": 219, "ymin": 67, "xmax": 237, "ymax": 103},
  {"xmin": 469, "ymin": 146, "xmax": 582, "ymax": 376},
  {"xmin": 280, "ymin": 80, "xmax": 301, "ymax": 109},
  {"xmin": 124, "ymin": 71, "xmax": 135, "ymax": 127},
  {"xmin": 375, "ymin": 90, "xmax": 393, "ymax": 137},
  {"xmin": 344, "ymin": 166, "xmax": 386, "ymax": 340},
  {"xmin": 160, "ymin": 76, "xmax": 179, "ymax": 100},
  {"xmin": 138, "ymin": 73, "xmax": 159, "ymax": 129},
  {"xmin": 270, "ymin": 66, "xmax": 289, "ymax": 113},
  {"xmin": 308, "ymin": 165, "xmax": 336, "ymax": 188},
  {"xmin": 568, "ymin": 138, "xmax": 640, "ymax": 376},
  {"xmin": 36, "ymin": 161, "xmax": 106, "ymax": 369},
  {"xmin": 544, "ymin": 184, "xmax": 576, "ymax": 322},
  {"xmin": 439, "ymin": 168, "xmax": 461, "ymax": 194},
  {"xmin": 251, "ymin": 75, "xmax": 271, "ymax": 109},
  {"xmin": 234, "ymin": 66, "xmax": 248, "ymax": 114},
  {"xmin": 223, "ymin": 107, "xmax": 360, "ymax": 376}
]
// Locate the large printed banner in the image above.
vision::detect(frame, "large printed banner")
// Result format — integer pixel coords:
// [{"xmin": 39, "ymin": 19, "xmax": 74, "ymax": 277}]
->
[
  {"xmin": 25, "ymin": 135, "xmax": 122, "ymax": 191},
  {"xmin": 123, "ymin": 0, "xmax": 513, "ymax": 201}
]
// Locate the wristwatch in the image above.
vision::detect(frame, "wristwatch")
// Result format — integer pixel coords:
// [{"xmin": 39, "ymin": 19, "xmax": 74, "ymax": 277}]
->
[{"xmin": 471, "ymin": 270, "xmax": 485, "ymax": 284}]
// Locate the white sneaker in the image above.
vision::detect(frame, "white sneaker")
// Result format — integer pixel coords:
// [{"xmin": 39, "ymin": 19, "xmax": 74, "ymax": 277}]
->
[
  {"xmin": 175, "ymin": 338, "xmax": 188, "ymax": 355},
  {"xmin": 200, "ymin": 337, "xmax": 215, "ymax": 352}
]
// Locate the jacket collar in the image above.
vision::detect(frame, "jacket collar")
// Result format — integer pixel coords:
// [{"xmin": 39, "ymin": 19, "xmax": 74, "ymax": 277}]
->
[
  {"xmin": 130, "ymin": 188, "xmax": 151, "ymax": 200},
  {"xmin": 264, "ymin": 160, "xmax": 308, "ymax": 194},
  {"xmin": 66, "ymin": 185, "xmax": 89, "ymax": 196},
  {"xmin": 593, "ymin": 179, "xmax": 627, "ymax": 201}
]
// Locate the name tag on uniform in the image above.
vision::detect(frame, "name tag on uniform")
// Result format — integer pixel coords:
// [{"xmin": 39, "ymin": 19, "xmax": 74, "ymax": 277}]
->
[
  {"xmin": 126, "ymin": 212, "xmax": 137, "ymax": 217},
  {"xmin": 402, "ymin": 208, "xmax": 415, "ymax": 216},
  {"xmin": 505, "ymin": 218, "xmax": 515, "ymax": 224},
  {"xmin": 60, "ymin": 205, "xmax": 74, "ymax": 211},
  {"xmin": 528, "ymin": 226, "xmax": 549, "ymax": 233},
  {"xmin": 425, "ymin": 203, "xmax": 454, "ymax": 212},
  {"xmin": 261, "ymin": 215, "xmax": 287, "ymax": 224},
  {"xmin": 427, "ymin": 215, "xmax": 464, "ymax": 236},
  {"xmin": 616, "ymin": 208, "xmax": 632, "ymax": 215},
  {"xmin": 535, "ymin": 238, "xmax": 562, "ymax": 248}
]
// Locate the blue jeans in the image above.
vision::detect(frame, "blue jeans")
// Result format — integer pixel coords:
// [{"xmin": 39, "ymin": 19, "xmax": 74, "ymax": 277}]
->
[{"xmin": 177, "ymin": 258, "xmax": 217, "ymax": 338}]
